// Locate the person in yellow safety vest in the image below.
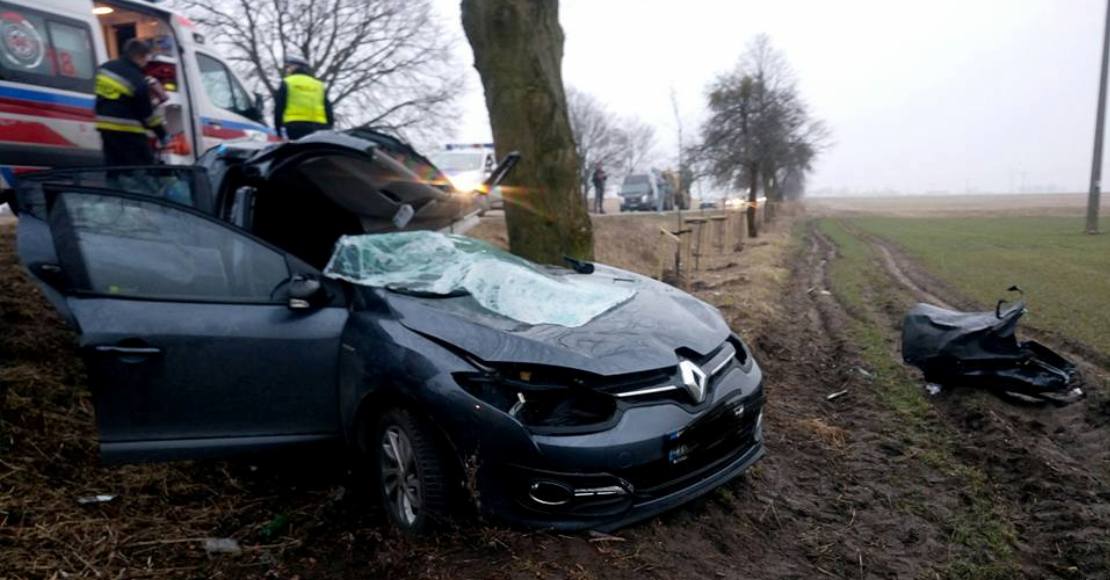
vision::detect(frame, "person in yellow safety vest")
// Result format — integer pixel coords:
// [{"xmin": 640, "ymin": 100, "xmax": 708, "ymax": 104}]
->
[
  {"xmin": 94, "ymin": 39, "xmax": 167, "ymax": 165},
  {"xmin": 274, "ymin": 55, "xmax": 334, "ymax": 140}
]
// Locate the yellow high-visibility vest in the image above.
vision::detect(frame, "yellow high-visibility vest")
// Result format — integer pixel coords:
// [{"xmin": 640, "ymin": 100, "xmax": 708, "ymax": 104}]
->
[{"xmin": 282, "ymin": 74, "xmax": 327, "ymax": 125}]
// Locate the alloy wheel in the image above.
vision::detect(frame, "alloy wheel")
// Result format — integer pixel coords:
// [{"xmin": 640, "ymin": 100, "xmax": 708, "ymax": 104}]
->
[{"xmin": 380, "ymin": 425, "xmax": 422, "ymax": 526}]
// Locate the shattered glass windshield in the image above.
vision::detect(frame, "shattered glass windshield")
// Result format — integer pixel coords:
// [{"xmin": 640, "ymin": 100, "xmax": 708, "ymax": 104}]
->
[{"xmin": 324, "ymin": 232, "xmax": 636, "ymax": 327}]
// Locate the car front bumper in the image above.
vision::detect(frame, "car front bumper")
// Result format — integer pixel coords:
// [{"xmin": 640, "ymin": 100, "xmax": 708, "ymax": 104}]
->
[
  {"xmin": 620, "ymin": 200, "xmax": 656, "ymax": 211},
  {"xmin": 488, "ymin": 434, "xmax": 764, "ymax": 532},
  {"xmin": 474, "ymin": 364, "xmax": 766, "ymax": 531}
]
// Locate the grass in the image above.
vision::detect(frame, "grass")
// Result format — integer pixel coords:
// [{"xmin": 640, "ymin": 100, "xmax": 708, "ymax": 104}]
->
[
  {"xmin": 817, "ymin": 218, "xmax": 1019, "ymax": 580},
  {"xmin": 848, "ymin": 215, "xmax": 1110, "ymax": 356}
]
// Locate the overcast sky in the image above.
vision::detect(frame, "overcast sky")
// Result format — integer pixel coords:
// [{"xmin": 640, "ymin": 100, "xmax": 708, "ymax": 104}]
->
[{"xmin": 432, "ymin": 0, "xmax": 1108, "ymax": 195}]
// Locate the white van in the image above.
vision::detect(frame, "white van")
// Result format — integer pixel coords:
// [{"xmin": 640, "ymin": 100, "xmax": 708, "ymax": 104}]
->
[
  {"xmin": 428, "ymin": 143, "xmax": 503, "ymax": 211},
  {"xmin": 0, "ymin": 0, "xmax": 274, "ymax": 188}
]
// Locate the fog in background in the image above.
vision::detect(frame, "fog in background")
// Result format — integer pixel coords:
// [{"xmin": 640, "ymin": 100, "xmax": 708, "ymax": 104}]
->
[{"xmin": 432, "ymin": 0, "xmax": 1107, "ymax": 196}]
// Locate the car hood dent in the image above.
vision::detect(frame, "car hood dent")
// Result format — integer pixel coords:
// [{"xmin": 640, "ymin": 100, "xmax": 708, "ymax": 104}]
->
[{"xmin": 380, "ymin": 266, "xmax": 730, "ymax": 376}]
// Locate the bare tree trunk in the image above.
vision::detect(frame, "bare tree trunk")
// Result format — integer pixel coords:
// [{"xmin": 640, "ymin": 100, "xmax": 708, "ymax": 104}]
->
[
  {"xmin": 461, "ymin": 0, "xmax": 593, "ymax": 263},
  {"xmin": 747, "ymin": 165, "xmax": 759, "ymax": 238}
]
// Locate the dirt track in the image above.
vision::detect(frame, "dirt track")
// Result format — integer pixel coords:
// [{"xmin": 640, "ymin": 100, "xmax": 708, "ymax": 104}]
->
[
  {"xmin": 827, "ymin": 220, "xmax": 1110, "ymax": 578},
  {"xmin": 2, "ymin": 215, "xmax": 1109, "ymax": 578}
]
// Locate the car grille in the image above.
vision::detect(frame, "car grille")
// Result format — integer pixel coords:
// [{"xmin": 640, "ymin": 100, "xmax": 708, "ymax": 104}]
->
[
  {"xmin": 602, "ymin": 340, "xmax": 741, "ymax": 405},
  {"xmin": 620, "ymin": 393, "xmax": 760, "ymax": 498}
]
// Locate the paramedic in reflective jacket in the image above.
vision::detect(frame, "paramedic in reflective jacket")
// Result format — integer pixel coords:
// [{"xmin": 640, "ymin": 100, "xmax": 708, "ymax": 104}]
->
[
  {"xmin": 274, "ymin": 55, "xmax": 334, "ymax": 140},
  {"xmin": 94, "ymin": 39, "xmax": 166, "ymax": 165}
]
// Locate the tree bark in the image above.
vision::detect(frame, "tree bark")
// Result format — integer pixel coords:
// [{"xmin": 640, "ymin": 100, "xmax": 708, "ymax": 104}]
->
[
  {"xmin": 461, "ymin": 0, "xmax": 593, "ymax": 263},
  {"xmin": 747, "ymin": 164, "xmax": 760, "ymax": 238}
]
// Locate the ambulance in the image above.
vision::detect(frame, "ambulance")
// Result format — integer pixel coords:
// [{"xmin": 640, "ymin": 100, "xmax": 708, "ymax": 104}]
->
[
  {"xmin": 0, "ymin": 0, "xmax": 275, "ymax": 189},
  {"xmin": 428, "ymin": 143, "xmax": 504, "ymax": 212}
]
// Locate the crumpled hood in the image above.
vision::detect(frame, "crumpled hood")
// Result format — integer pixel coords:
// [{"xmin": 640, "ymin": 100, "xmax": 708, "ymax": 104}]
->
[{"xmin": 380, "ymin": 266, "xmax": 731, "ymax": 376}]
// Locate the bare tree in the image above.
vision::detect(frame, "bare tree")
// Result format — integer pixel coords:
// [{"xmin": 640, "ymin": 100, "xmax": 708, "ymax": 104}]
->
[
  {"xmin": 172, "ymin": 0, "xmax": 461, "ymax": 135},
  {"xmin": 566, "ymin": 87, "xmax": 659, "ymax": 199},
  {"xmin": 694, "ymin": 34, "xmax": 825, "ymax": 237},
  {"xmin": 462, "ymin": 0, "xmax": 592, "ymax": 263},
  {"xmin": 614, "ymin": 120, "xmax": 658, "ymax": 175},
  {"xmin": 567, "ymin": 87, "xmax": 623, "ymax": 197}
]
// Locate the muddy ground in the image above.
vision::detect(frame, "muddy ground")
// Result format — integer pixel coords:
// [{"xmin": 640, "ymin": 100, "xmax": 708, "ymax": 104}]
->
[{"xmin": 1, "ymin": 210, "xmax": 1108, "ymax": 579}]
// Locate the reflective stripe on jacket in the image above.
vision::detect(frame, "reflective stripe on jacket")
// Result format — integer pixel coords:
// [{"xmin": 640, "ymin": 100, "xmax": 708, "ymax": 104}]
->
[
  {"xmin": 281, "ymin": 74, "xmax": 328, "ymax": 125},
  {"xmin": 94, "ymin": 58, "xmax": 164, "ymax": 135}
]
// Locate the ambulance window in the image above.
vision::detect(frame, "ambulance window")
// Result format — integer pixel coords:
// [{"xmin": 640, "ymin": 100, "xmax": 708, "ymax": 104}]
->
[
  {"xmin": 197, "ymin": 53, "xmax": 252, "ymax": 115},
  {"xmin": 0, "ymin": 3, "xmax": 94, "ymax": 92},
  {"xmin": 197, "ymin": 53, "xmax": 234, "ymax": 109},
  {"xmin": 229, "ymin": 72, "xmax": 252, "ymax": 112},
  {"xmin": 47, "ymin": 21, "xmax": 94, "ymax": 79}
]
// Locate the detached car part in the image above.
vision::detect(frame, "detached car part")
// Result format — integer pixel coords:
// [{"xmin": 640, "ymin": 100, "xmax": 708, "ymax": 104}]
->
[{"xmin": 901, "ymin": 287, "xmax": 1082, "ymax": 404}]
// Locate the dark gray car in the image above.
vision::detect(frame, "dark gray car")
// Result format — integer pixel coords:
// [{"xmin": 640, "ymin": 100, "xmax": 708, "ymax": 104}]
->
[{"xmin": 2, "ymin": 130, "xmax": 765, "ymax": 533}]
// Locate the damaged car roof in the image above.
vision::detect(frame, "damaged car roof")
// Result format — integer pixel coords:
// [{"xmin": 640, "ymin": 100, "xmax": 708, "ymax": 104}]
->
[{"xmin": 200, "ymin": 129, "xmax": 484, "ymax": 234}]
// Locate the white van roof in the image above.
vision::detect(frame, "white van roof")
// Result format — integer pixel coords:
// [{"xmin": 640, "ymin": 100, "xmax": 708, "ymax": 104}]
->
[{"xmin": 31, "ymin": 0, "xmax": 175, "ymax": 16}]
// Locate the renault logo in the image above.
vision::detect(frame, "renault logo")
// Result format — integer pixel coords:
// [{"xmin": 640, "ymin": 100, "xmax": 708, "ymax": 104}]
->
[{"xmin": 678, "ymin": 359, "xmax": 708, "ymax": 403}]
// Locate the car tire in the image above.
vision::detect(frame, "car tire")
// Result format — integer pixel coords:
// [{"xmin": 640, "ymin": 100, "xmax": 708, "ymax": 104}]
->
[{"xmin": 372, "ymin": 408, "xmax": 452, "ymax": 533}]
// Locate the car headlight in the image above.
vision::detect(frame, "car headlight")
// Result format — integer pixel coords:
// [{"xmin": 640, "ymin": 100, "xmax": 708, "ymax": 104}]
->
[
  {"xmin": 455, "ymin": 368, "xmax": 617, "ymax": 433},
  {"xmin": 454, "ymin": 180, "xmax": 483, "ymax": 193}
]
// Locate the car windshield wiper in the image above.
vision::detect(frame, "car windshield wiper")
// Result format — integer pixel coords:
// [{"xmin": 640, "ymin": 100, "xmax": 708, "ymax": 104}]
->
[
  {"xmin": 564, "ymin": 256, "xmax": 595, "ymax": 274},
  {"xmin": 385, "ymin": 286, "xmax": 471, "ymax": 299}
]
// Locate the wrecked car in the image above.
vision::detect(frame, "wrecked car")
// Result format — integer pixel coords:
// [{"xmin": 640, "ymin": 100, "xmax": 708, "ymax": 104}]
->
[
  {"xmin": 902, "ymin": 287, "xmax": 1082, "ymax": 404},
  {"xmin": 2, "ymin": 130, "xmax": 765, "ymax": 533}
]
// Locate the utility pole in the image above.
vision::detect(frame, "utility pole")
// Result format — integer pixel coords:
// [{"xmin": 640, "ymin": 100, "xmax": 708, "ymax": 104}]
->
[
  {"xmin": 671, "ymin": 87, "xmax": 683, "ymax": 227},
  {"xmin": 1087, "ymin": 0, "xmax": 1110, "ymax": 234}
]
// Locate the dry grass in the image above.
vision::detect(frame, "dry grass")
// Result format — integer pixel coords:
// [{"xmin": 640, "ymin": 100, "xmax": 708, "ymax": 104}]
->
[
  {"xmin": 0, "ymin": 209, "xmax": 804, "ymax": 578},
  {"xmin": 470, "ymin": 207, "xmax": 802, "ymax": 340},
  {"xmin": 469, "ymin": 212, "xmax": 677, "ymax": 277},
  {"xmin": 797, "ymin": 418, "xmax": 848, "ymax": 449}
]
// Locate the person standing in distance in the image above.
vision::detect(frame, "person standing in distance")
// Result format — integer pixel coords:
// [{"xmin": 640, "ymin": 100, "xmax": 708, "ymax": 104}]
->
[
  {"xmin": 591, "ymin": 164, "xmax": 608, "ymax": 214},
  {"xmin": 274, "ymin": 55, "xmax": 334, "ymax": 140}
]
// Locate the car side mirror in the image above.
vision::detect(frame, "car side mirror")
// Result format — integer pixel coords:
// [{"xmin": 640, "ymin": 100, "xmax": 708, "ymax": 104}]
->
[
  {"xmin": 288, "ymin": 275, "xmax": 326, "ymax": 310},
  {"xmin": 479, "ymin": 151, "xmax": 521, "ymax": 194}
]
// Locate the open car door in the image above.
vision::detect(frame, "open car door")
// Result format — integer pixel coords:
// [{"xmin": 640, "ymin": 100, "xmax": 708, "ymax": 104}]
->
[{"xmin": 13, "ymin": 182, "xmax": 348, "ymax": 462}]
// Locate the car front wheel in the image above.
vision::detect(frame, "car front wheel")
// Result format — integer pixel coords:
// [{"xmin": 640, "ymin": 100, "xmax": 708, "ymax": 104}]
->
[{"xmin": 373, "ymin": 408, "xmax": 451, "ymax": 533}]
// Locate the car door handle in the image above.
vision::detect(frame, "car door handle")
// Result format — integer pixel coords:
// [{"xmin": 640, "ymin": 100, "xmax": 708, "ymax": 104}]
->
[{"xmin": 94, "ymin": 346, "xmax": 162, "ymax": 355}]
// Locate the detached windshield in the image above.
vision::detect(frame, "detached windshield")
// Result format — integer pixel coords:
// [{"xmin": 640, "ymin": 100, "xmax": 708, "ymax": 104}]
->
[
  {"xmin": 324, "ymin": 232, "xmax": 636, "ymax": 327},
  {"xmin": 429, "ymin": 151, "xmax": 485, "ymax": 173}
]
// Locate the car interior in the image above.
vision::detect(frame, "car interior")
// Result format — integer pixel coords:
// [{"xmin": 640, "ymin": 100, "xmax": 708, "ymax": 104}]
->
[{"xmin": 219, "ymin": 141, "xmax": 479, "ymax": 271}]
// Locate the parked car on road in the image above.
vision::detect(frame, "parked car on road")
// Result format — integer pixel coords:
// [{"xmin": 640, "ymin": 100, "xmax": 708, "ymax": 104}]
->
[
  {"xmin": 3, "ymin": 130, "xmax": 765, "ymax": 533},
  {"xmin": 620, "ymin": 170, "xmax": 676, "ymax": 212}
]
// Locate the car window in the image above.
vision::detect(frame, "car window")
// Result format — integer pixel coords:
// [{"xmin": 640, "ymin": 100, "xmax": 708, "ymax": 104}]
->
[
  {"xmin": 46, "ymin": 20, "xmax": 94, "ymax": 79},
  {"xmin": 197, "ymin": 52, "xmax": 253, "ymax": 116},
  {"xmin": 54, "ymin": 191, "xmax": 289, "ymax": 302},
  {"xmin": 229, "ymin": 69, "xmax": 252, "ymax": 112},
  {"xmin": 197, "ymin": 53, "xmax": 233, "ymax": 110},
  {"xmin": 0, "ymin": 2, "xmax": 95, "ymax": 92},
  {"xmin": 430, "ymin": 151, "xmax": 484, "ymax": 173},
  {"xmin": 15, "ymin": 167, "xmax": 210, "ymax": 218}
]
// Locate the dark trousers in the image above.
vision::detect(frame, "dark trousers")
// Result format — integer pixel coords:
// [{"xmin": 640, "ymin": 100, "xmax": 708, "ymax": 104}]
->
[
  {"xmin": 593, "ymin": 184, "xmax": 605, "ymax": 213},
  {"xmin": 100, "ymin": 131, "xmax": 155, "ymax": 166},
  {"xmin": 284, "ymin": 122, "xmax": 330, "ymax": 140}
]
